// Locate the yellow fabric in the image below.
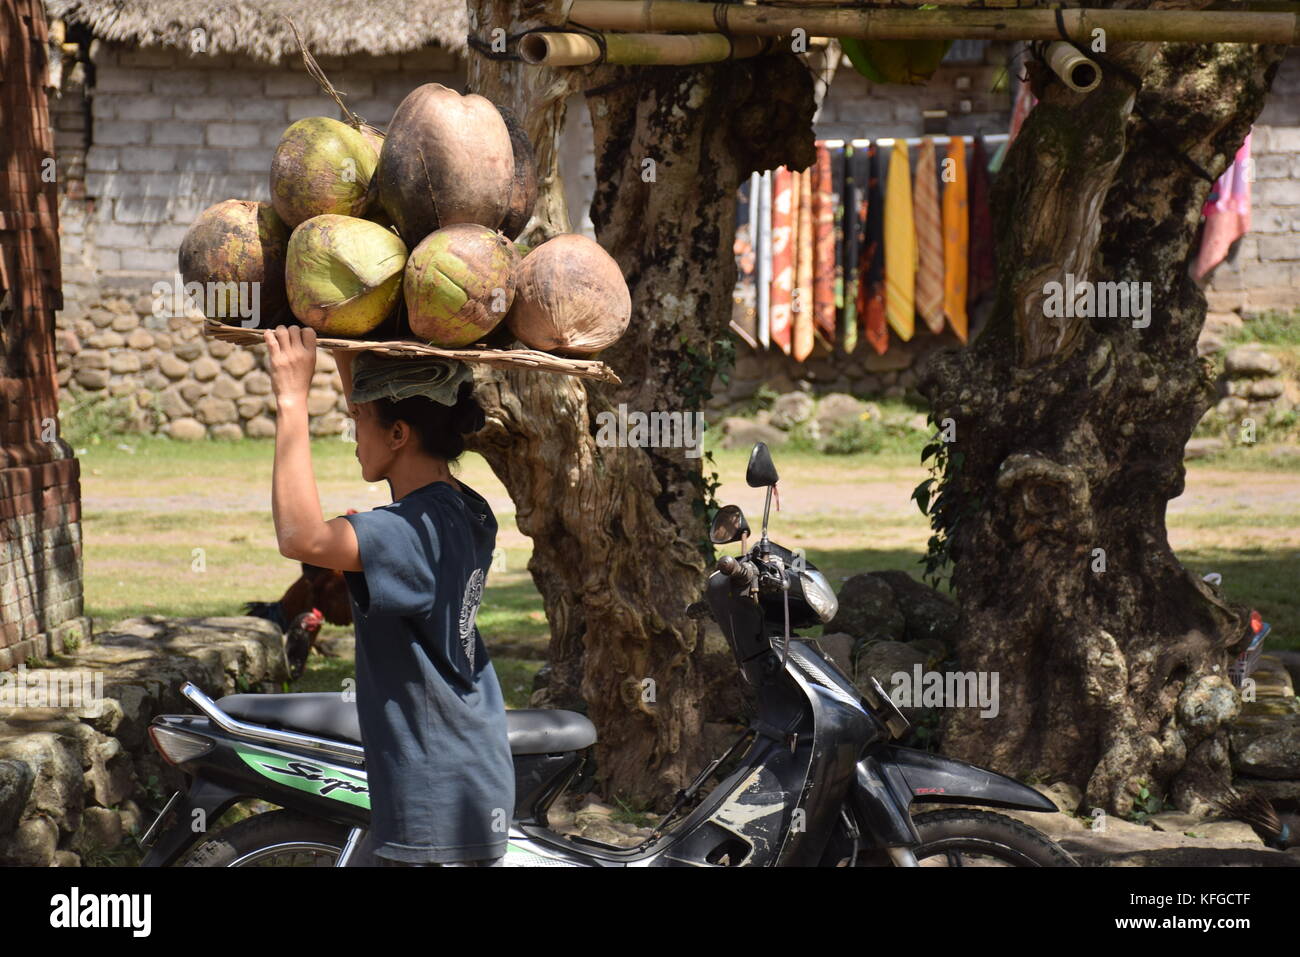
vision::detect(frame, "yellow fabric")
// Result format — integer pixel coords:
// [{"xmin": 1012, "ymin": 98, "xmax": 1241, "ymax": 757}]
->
[
  {"xmin": 883, "ymin": 141, "xmax": 915, "ymax": 342},
  {"xmin": 942, "ymin": 136, "xmax": 970, "ymax": 343}
]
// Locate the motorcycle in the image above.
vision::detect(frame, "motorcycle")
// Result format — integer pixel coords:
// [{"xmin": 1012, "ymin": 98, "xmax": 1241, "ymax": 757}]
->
[{"xmin": 139, "ymin": 441, "xmax": 1077, "ymax": 867}]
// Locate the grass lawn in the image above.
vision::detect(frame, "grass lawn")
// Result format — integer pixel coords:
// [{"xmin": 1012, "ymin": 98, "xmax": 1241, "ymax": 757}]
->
[{"xmin": 73, "ymin": 426, "xmax": 1300, "ymax": 709}]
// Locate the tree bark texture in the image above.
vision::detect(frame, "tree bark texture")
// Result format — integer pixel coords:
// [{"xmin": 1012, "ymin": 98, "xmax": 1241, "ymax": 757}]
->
[
  {"xmin": 465, "ymin": 0, "xmax": 815, "ymax": 805},
  {"xmin": 919, "ymin": 31, "xmax": 1284, "ymax": 816}
]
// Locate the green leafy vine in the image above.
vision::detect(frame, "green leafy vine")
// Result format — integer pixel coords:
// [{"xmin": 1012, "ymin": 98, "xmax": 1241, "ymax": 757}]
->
[
  {"xmin": 911, "ymin": 410, "xmax": 978, "ymax": 591},
  {"xmin": 678, "ymin": 334, "xmax": 735, "ymax": 557}
]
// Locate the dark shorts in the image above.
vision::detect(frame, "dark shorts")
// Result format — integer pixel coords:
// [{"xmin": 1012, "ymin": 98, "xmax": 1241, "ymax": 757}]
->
[{"xmin": 345, "ymin": 828, "xmax": 505, "ymax": 867}]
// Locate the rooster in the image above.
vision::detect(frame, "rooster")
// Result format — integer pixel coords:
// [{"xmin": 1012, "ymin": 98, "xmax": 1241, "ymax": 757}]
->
[
  {"xmin": 1213, "ymin": 788, "xmax": 1300, "ymax": 850},
  {"xmin": 285, "ymin": 608, "xmax": 325, "ymax": 681},
  {"xmin": 243, "ymin": 561, "xmax": 354, "ymax": 632},
  {"xmin": 244, "ymin": 509, "xmax": 357, "ymax": 633}
]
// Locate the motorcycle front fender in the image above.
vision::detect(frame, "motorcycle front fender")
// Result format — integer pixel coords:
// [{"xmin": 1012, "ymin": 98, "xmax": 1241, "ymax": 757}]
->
[
  {"xmin": 139, "ymin": 776, "xmax": 245, "ymax": 867},
  {"xmin": 877, "ymin": 745, "xmax": 1059, "ymax": 812}
]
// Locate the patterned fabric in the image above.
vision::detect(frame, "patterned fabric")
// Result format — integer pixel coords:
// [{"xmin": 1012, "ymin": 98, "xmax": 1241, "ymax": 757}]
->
[
  {"xmin": 769, "ymin": 167, "xmax": 794, "ymax": 354},
  {"xmin": 793, "ymin": 167, "xmax": 816, "ymax": 360},
  {"xmin": 756, "ymin": 170, "xmax": 772, "ymax": 348},
  {"xmin": 913, "ymin": 137, "xmax": 945, "ymax": 334},
  {"xmin": 883, "ymin": 140, "xmax": 916, "ymax": 342},
  {"xmin": 830, "ymin": 145, "xmax": 846, "ymax": 312},
  {"xmin": 840, "ymin": 145, "xmax": 863, "ymax": 353},
  {"xmin": 349, "ymin": 352, "xmax": 470, "ymax": 406},
  {"xmin": 942, "ymin": 135, "xmax": 970, "ymax": 342},
  {"xmin": 1193, "ymin": 130, "xmax": 1253, "ymax": 283},
  {"xmin": 811, "ymin": 144, "xmax": 838, "ymax": 348},
  {"xmin": 968, "ymin": 133, "xmax": 996, "ymax": 309},
  {"xmin": 730, "ymin": 175, "xmax": 759, "ymax": 348},
  {"xmin": 858, "ymin": 144, "xmax": 889, "ymax": 355}
]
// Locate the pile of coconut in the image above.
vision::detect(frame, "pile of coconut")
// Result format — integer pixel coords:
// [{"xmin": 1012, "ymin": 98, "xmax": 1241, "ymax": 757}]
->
[{"xmin": 178, "ymin": 84, "xmax": 631, "ymax": 358}]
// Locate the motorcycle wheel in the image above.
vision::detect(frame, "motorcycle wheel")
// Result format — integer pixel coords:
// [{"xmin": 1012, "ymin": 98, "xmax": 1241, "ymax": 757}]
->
[
  {"xmin": 906, "ymin": 809, "xmax": 1078, "ymax": 866},
  {"xmin": 854, "ymin": 809, "xmax": 1078, "ymax": 867},
  {"xmin": 181, "ymin": 810, "xmax": 350, "ymax": 867}
]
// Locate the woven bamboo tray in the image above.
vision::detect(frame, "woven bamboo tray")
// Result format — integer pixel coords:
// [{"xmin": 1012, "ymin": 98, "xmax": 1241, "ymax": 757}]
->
[{"xmin": 202, "ymin": 320, "xmax": 622, "ymax": 384}]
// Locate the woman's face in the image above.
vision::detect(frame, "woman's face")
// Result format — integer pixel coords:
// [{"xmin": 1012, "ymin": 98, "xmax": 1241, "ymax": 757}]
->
[{"xmin": 348, "ymin": 401, "xmax": 400, "ymax": 483}]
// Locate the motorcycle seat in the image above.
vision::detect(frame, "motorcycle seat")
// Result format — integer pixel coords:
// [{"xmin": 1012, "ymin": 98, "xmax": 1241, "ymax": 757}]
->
[{"xmin": 215, "ymin": 692, "xmax": 598, "ymax": 755}]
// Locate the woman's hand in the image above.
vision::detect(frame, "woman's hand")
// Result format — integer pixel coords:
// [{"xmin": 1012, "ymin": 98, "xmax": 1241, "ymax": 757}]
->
[{"xmin": 265, "ymin": 325, "xmax": 317, "ymax": 405}]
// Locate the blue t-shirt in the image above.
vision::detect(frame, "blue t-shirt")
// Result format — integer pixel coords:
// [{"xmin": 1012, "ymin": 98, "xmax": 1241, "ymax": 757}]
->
[{"xmin": 342, "ymin": 479, "xmax": 514, "ymax": 863}]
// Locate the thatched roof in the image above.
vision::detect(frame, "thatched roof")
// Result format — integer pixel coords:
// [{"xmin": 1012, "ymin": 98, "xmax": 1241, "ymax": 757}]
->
[{"xmin": 45, "ymin": 0, "xmax": 468, "ymax": 60}]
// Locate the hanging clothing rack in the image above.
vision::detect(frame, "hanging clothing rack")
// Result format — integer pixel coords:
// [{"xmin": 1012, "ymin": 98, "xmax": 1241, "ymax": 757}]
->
[{"xmin": 820, "ymin": 133, "xmax": 1011, "ymax": 148}]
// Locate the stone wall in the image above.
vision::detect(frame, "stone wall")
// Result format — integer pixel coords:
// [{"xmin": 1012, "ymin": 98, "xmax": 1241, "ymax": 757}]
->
[
  {"xmin": 1203, "ymin": 73, "xmax": 1300, "ymax": 314},
  {"xmin": 0, "ymin": 615, "xmax": 287, "ymax": 865},
  {"xmin": 53, "ymin": 41, "xmax": 465, "ymax": 438},
  {"xmin": 55, "ymin": 293, "xmax": 351, "ymax": 440}
]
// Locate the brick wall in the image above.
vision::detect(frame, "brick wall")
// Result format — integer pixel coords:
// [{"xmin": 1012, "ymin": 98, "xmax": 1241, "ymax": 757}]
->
[
  {"xmin": 53, "ymin": 42, "xmax": 465, "ymax": 439},
  {"xmin": 2, "ymin": 0, "xmax": 90, "ymax": 670}
]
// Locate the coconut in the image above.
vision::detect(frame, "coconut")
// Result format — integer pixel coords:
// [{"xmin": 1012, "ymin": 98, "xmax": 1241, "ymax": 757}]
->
[
  {"xmin": 404, "ymin": 224, "xmax": 519, "ymax": 347},
  {"xmin": 285, "ymin": 214, "xmax": 407, "ymax": 336},
  {"xmin": 495, "ymin": 104, "xmax": 539, "ymax": 240},
  {"xmin": 178, "ymin": 199, "xmax": 291, "ymax": 326},
  {"xmin": 507, "ymin": 235, "xmax": 631, "ymax": 356},
  {"xmin": 270, "ymin": 117, "xmax": 379, "ymax": 228},
  {"xmin": 375, "ymin": 84, "xmax": 515, "ymax": 246}
]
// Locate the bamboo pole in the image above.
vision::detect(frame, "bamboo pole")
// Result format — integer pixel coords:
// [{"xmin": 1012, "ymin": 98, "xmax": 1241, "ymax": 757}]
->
[
  {"xmin": 518, "ymin": 31, "xmax": 786, "ymax": 65},
  {"xmin": 568, "ymin": 1, "xmax": 1300, "ymax": 44}
]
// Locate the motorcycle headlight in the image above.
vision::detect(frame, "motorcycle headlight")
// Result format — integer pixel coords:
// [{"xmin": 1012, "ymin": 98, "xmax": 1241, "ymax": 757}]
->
[{"xmin": 799, "ymin": 568, "xmax": 838, "ymax": 623}]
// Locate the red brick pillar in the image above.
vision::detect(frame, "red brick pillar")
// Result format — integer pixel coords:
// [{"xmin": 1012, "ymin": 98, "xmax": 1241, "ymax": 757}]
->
[{"xmin": 0, "ymin": 0, "xmax": 90, "ymax": 669}]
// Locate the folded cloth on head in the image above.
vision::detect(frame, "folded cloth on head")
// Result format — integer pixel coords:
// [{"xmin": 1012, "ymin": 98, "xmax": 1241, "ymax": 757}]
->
[{"xmin": 347, "ymin": 351, "xmax": 472, "ymax": 407}]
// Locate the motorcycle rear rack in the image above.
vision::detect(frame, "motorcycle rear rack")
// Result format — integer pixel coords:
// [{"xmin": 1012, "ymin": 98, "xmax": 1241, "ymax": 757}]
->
[{"xmin": 178, "ymin": 681, "xmax": 366, "ymax": 766}]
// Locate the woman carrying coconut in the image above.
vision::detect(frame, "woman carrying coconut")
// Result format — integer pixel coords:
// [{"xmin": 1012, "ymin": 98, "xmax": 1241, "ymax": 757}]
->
[{"xmin": 263, "ymin": 324, "xmax": 514, "ymax": 867}]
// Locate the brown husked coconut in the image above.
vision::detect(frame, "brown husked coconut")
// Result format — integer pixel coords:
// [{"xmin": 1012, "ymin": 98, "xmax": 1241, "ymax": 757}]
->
[
  {"xmin": 495, "ymin": 104, "xmax": 538, "ymax": 241},
  {"xmin": 178, "ymin": 199, "xmax": 291, "ymax": 327},
  {"xmin": 375, "ymin": 84, "xmax": 515, "ymax": 247},
  {"xmin": 507, "ymin": 235, "xmax": 631, "ymax": 357}
]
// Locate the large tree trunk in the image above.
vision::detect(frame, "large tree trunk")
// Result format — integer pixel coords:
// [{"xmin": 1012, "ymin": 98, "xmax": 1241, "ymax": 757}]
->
[
  {"xmin": 919, "ymin": 35, "xmax": 1284, "ymax": 816},
  {"xmin": 465, "ymin": 1, "xmax": 815, "ymax": 805}
]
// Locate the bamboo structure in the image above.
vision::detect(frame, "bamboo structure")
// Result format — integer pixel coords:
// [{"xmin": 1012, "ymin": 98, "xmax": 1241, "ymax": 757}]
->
[
  {"xmin": 518, "ymin": 30, "xmax": 787, "ymax": 65},
  {"xmin": 568, "ymin": 1, "xmax": 1300, "ymax": 44},
  {"xmin": 202, "ymin": 321, "xmax": 623, "ymax": 384}
]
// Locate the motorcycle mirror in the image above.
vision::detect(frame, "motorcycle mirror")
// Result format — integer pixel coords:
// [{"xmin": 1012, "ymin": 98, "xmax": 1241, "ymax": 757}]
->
[
  {"xmin": 709, "ymin": 505, "xmax": 750, "ymax": 544},
  {"xmin": 746, "ymin": 442, "xmax": 779, "ymax": 488}
]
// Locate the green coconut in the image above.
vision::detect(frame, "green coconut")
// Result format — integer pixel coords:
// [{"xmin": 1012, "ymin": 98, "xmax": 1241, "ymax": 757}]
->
[
  {"xmin": 286, "ymin": 214, "xmax": 408, "ymax": 336},
  {"xmin": 270, "ymin": 117, "xmax": 380, "ymax": 228},
  {"xmin": 404, "ymin": 224, "xmax": 519, "ymax": 347},
  {"xmin": 178, "ymin": 199, "xmax": 291, "ymax": 326},
  {"xmin": 507, "ymin": 234, "xmax": 631, "ymax": 356}
]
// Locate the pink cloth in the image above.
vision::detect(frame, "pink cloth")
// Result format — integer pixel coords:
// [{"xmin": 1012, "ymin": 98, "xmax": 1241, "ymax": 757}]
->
[{"xmin": 1193, "ymin": 131, "xmax": 1252, "ymax": 283}]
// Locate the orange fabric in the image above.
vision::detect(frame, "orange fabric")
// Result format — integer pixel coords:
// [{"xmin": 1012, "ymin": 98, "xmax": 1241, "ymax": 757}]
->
[
  {"xmin": 769, "ymin": 167, "xmax": 794, "ymax": 354},
  {"xmin": 811, "ymin": 144, "xmax": 837, "ymax": 347},
  {"xmin": 942, "ymin": 136, "xmax": 969, "ymax": 342},
  {"xmin": 794, "ymin": 168, "xmax": 815, "ymax": 361}
]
